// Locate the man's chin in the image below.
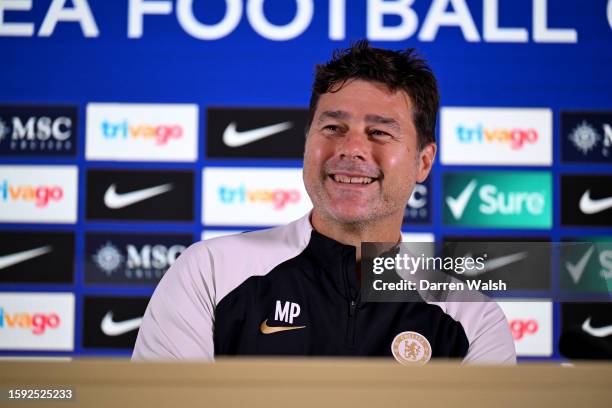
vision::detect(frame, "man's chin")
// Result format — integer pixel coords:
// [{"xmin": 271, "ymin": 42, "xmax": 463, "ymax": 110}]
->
[{"xmin": 326, "ymin": 208, "xmax": 379, "ymax": 226}]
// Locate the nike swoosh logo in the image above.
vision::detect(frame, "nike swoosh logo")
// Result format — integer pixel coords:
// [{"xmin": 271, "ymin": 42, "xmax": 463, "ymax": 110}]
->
[
  {"xmin": 579, "ymin": 190, "xmax": 612, "ymax": 215},
  {"xmin": 100, "ymin": 311, "xmax": 143, "ymax": 336},
  {"xmin": 462, "ymin": 251, "xmax": 528, "ymax": 277},
  {"xmin": 104, "ymin": 183, "xmax": 173, "ymax": 209},
  {"xmin": 566, "ymin": 245, "xmax": 595, "ymax": 284},
  {"xmin": 0, "ymin": 246, "xmax": 52, "ymax": 270},
  {"xmin": 259, "ymin": 319, "xmax": 306, "ymax": 334},
  {"xmin": 446, "ymin": 179, "xmax": 477, "ymax": 220},
  {"xmin": 223, "ymin": 121, "xmax": 293, "ymax": 147},
  {"xmin": 582, "ymin": 317, "xmax": 612, "ymax": 338}
]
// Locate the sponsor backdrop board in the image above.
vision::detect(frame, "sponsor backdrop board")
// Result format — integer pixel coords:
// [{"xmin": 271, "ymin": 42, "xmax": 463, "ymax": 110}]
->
[
  {"xmin": 0, "ymin": 105, "xmax": 78, "ymax": 157},
  {"xmin": 84, "ymin": 232, "xmax": 190, "ymax": 285},
  {"xmin": 560, "ymin": 238, "xmax": 612, "ymax": 293},
  {"xmin": 442, "ymin": 171, "xmax": 552, "ymax": 229},
  {"xmin": 0, "ymin": 292, "xmax": 75, "ymax": 351},
  {"xmin": 498, "ymin": 300, "xmax": 553, "ymax": 357},
  {"xmin": 0, "ymin": 165, "xmax": 78, "ymax": 223},
  {"xmin": 206, "ymin": 108, "xmax": 308, "ymax": 159},
  {"xmin": 440, "ymin": 107, "xmax": 552, "ymax": 166},
  {"xmin": 86, "ymin": 103, "xmax": 199, "ymax": 162},
  {"xmin": 82, "ymin": 296, "xmax": 149, "ymax": 350},
  {"xmin": 1, "ymin": 0, "xmax": 612, "ymax": 360},
  {"xmin": 0, "ymin": 231, "xmax": 75, "ymax": 284},
  {"xmin": 202, "ymin": 167, "xmax": 312, "ymax": 226},
  {"xmin": 86, "ymin": 169, "xmax": 195, "ymax": 222}
]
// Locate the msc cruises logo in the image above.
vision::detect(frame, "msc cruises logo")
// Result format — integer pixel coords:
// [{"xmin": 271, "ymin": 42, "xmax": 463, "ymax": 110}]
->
[
  {"xmin": 403, "ymin": 178, "xmax": 431, "ymax": 225},
  {"xmin": 85, "ymin": 232, "xmax": 191, "ymax": 285},
  {"xmin": 561, "ymin": 112, "xmax": 612, "ymax": 163},
  {"xmin": 0, "ymin": 105, "xmax": 77, "ymax": 157}
]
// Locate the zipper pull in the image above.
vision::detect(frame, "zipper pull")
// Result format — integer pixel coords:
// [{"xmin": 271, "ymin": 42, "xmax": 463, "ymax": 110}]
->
[{"xmin": 349, "ymin": 300, "xmax": 357, "ymax": 316}]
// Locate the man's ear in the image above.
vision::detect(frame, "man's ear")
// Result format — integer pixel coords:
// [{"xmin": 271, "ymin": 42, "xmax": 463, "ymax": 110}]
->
[{"xmin": 416, "ymin": 143, "xmax": 436, "ymax": 183}]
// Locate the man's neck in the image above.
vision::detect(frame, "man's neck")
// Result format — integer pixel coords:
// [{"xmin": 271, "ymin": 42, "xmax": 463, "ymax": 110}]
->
[{"xmin": 310, "ymin": 210, "xmax": 402, "ymax": 261}]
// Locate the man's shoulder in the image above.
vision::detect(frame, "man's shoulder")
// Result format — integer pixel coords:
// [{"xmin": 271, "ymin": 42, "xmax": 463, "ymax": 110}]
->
[
  {"xmin": 190, "ymin": 214, "xmax": 312, "ymax": 260},
  {"xmin": 171, "ymin": 214, "xmax": 313, "ymax": 292}
]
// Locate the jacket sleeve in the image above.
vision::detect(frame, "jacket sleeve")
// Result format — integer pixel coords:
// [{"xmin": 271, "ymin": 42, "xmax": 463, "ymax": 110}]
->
[
  {"xmin": 461, "ymin": 301, "xmax": 517, "ymax": 365},
  {"xmin": 132, "ymin": 243, "xmax": 216, "ymax": 361}
]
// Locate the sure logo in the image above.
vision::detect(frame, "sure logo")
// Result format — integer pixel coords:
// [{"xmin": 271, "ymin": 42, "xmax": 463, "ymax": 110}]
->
[
  {"xmin": 443, "ymin": 172, "xmax": 552, "ymax": 229},
  {"xmin": 101, "ymin": 120, "xmax": 183, "ymax": 145},
  {"xmin": 219, "ymin": 185, "xmax": 301, "ymax": 210},
  {"xmin": 0, "ymin": 180, "xmax": 63, "ymax": 208},
  {"xmin": 479, "ymin": 184, "xmax": 546, "ymax": 216},
  {"xmin": 562, "ymin": 241, "xmax": 612, "ymax": 292},
  {"xmin": 0, "ymin": 307, "xmax": 61, "ymax": 335}
]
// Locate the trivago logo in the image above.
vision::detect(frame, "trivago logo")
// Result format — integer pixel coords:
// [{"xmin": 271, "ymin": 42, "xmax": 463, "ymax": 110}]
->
[
  {"xmin": 440, "ymin": 108, "xmax": 552, "ymax": 166},
  {"xmin": 0, "ymin": 307, "xmax": 61, "ymax": 335},
  {"xmin": 203, "ymin": 168, "xmax": 312, "ymax": 226},
  {"xmin": 100, "ymin": 119, "xmax": 183, "ymax": 145},
  {"xmin": 443, "ymin": 171, "xmax": 552, "ymax": 228},
  {"xmin": 455, "ymin": 124, "xmax": 538, "ymax": 150},
  {"xmin": 86, "ymin": 103, "xmax": 198, "ymax": 162},
  {"xmin": 509, "ymin": 319, "xmax": 539, "ymax": 340},
  {"xmin": 0, "ymin": 180, "xmax": 63, "ymax": 208},
  {"xmin": 219, "ymin": 185, "xmax": 301, "ymax": 210},
  {"xmin": 498, "ymin": 300, "xmax": 552, "ymax": 357}
]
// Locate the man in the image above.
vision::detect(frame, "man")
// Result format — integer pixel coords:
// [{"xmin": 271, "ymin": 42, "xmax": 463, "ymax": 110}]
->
[{"xmin": 133, "ymin": 41, "xmax": 516, "ymax": 364}]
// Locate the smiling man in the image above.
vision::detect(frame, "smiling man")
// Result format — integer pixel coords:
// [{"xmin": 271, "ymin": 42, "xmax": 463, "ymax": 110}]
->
[{"xmin": 133, "ymin": 41, "xmax": 516, "ymax": 364}]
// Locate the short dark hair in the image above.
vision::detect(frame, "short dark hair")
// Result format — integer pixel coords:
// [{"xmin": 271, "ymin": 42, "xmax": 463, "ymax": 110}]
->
[{"xmin": 308, "ymin": 40, "xmax": 439, "ymax": 150}]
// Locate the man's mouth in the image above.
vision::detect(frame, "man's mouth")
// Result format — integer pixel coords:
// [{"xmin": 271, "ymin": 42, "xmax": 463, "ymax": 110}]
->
[{"xmin": 330, "ymin": 174, "xmax": 378, "ymax": 185}]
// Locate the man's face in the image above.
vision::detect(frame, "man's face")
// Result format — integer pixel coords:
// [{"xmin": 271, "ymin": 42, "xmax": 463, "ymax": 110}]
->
[{"xmin": 303, "ymin": 79, "xmax": 435, "ymax": 226}]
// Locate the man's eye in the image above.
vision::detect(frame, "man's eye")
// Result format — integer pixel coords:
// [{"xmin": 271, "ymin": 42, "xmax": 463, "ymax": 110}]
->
[
  {"xmin": 369, "ymin": 129, "xmax": 391, "ymax": 137},
  {"xmin": 323, "ymin": 125, "xmax": 341, "ymax": 133}
]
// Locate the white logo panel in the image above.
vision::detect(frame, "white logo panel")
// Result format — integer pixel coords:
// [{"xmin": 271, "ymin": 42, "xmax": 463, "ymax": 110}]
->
[
  {"xmin": 203, "ymin": 167, "xmax": 312, "ymax": 226},
  {"xmin": 401, "ymin": 232, "xmax": 435, "ymax": 242},
  {"xmin": 497, "ymin": 300, "xmax": 552, "ymax": 357},
  {"xmin": 441, "ymin": 107, "xmax": 552, "ymax": 166},
  {"xmin": 0, "ymin": 292, "xmax": 75, "ymax": 351},
  {"xmin": 0, "ymin": 165, "xmax": 77, "ymax": 223},
  {"xmin": 86, "ymin": 103, "xmax": 198, "ymax": 162}
]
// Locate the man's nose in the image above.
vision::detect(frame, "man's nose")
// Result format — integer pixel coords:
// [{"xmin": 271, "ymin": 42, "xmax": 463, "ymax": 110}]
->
[{"xmin": 337, "ymin": 129, "xmax": 370, "ymax": 160}]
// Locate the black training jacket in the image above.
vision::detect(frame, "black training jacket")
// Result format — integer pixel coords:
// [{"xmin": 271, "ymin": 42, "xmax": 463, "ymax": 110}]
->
[{"xmin": 133, "ymin": 213, "xmax": 516, "ymax": 364}]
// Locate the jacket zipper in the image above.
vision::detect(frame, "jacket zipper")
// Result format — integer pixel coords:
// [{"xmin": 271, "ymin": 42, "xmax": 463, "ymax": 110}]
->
[{"xmin": 344, "ymin": 255, "xmax": 359, "ymax": 350}]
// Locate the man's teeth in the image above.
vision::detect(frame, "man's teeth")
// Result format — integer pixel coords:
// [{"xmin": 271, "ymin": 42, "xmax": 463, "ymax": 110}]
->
[{"xmin": 333, "ymin": 175, "xmax": 374, "ymax": 184}]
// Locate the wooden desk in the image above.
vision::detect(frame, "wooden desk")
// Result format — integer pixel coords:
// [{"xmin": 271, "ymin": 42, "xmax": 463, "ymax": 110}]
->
[{"xmin": 1, "ymin": 358, "xmax": 611, "ymax": 407}]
